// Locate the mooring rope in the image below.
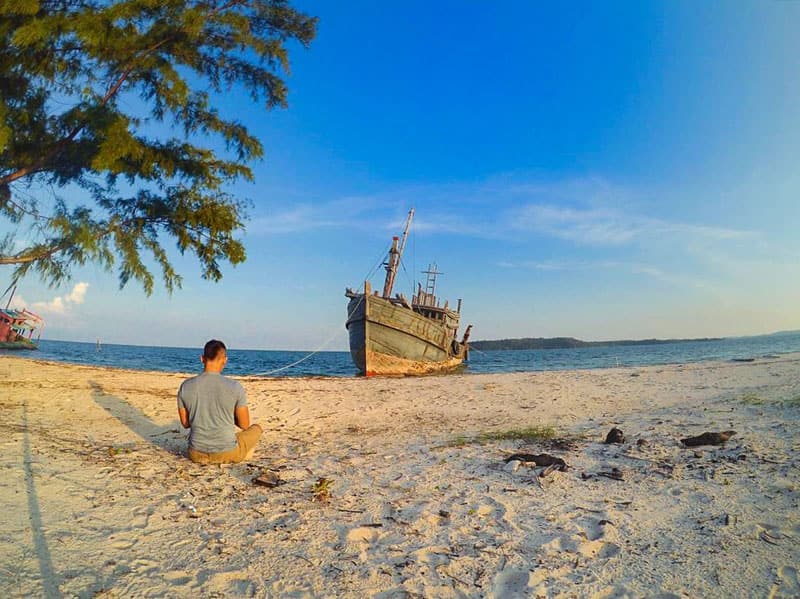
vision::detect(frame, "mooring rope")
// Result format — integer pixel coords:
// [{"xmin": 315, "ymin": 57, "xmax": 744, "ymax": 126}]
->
[
  {"xmin": 251, "ymin": 240, "xmax": 392, "ymax": 376},
  {"xmin": 465, "ymin": 345, "xmax": 526, "ymax": 370},
  {"xmin": 250, "ymin": 312, "xmax": 355, "ymax": 376}
]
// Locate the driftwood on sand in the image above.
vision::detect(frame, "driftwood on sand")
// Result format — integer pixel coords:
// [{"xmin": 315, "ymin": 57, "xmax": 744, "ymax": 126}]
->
[
  {"xmin": 503, "ymin": 453, "xmax": 568, "ymax": 470},
  {"xmin": 681, "ymin": 431, "xmax": 736, "ymax": 447}
]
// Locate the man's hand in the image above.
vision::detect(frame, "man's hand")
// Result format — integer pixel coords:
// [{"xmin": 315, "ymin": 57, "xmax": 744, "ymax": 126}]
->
[{"xmin": 234, "ymin": 406, "xmax": 251, "ymax": 430}]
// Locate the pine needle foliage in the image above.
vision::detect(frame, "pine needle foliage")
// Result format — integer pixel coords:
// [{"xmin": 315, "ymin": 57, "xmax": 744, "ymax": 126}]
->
[{"xmin": 0, "ymin": 0, "xmax": 316, "ymax": 293}]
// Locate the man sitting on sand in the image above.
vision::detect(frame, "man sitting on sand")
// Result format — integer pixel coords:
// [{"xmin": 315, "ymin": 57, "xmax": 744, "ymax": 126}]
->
[{"xmin": 177, "ymin": 339, "xmax": 262, "ymax": 464}]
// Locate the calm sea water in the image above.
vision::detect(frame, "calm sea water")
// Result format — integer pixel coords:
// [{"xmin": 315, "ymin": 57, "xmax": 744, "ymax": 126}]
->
[{"xmin": 4, "ymin": 332, "xmax": 799, "ymax": 378}]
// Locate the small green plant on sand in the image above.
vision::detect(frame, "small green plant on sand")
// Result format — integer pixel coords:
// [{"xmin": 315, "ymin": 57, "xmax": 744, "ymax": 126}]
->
[
  {"xmin": 739, "ymin": 393, "xmax": 764, "ymax": 405},
  {"xmin": 107, "ymin": 445, "xmax": 132, "ymax": 457},
  {"xmin": 784, "ymin": 395, "xmax": 800, "ymax": 408},
  {"xmin": 311, "ymin": 477, "xmax": 333, "ymax": 503},
  {"xmin": 448, "ymin": 436, "xmax": 470, "ymax": 448},
  {"xmin": 442, "ymin": 425, "xmax": 558, "ymax": 447},
  {"xmin": 477, "ymin": 425, "xmax": 557, "ymax": 443}
]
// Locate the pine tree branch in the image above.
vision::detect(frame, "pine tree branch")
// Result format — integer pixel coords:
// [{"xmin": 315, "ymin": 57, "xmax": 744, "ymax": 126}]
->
[
  {"xmin": 0, "ymin": 0, "xmax": 246, "ymax": 188},
  {"xmin": 0, "ymin": 214, "xmax": 227, "ymax": 266}
]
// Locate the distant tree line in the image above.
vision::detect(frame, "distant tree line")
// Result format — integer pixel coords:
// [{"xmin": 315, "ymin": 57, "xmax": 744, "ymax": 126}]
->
[{"xmin": 470, "ymin": 336, "xmax": 722, "ymax": 351}]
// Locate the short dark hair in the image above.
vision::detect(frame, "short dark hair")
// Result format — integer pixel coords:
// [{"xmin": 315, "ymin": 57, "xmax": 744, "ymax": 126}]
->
[{"xmin": 203, "ymin": 339, "xmax": 227, "ymax": 360}]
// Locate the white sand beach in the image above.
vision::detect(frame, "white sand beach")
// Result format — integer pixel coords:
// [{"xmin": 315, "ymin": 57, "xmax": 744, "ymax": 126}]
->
[{"xmin": 1, "ymin": 354, "xmax": 799, "ymax": 598}]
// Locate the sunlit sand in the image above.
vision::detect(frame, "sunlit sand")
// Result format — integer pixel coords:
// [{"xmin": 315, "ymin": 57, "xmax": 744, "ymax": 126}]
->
[{"xmin": 1, "ymin": 354, "xmax": 799, "ymax": 597}]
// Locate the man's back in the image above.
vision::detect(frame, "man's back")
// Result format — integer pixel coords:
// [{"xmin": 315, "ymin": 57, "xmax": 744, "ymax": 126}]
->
[{"xmin": 178, "ymin": 372, "xmax": 246, "ymax": 453}]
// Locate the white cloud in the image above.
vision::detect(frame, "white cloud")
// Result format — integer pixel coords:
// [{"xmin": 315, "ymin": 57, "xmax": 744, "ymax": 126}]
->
[
  {"xmin": 32, "ymin": 296, "xmax": 67, "ymax": 314},
  {"xmin": 29, "ymin": 282, "xmax": 89, "ymax": 316},
  {"xmin": 66, "ymin": 282, "xmax": 88, "ymax": 304}
]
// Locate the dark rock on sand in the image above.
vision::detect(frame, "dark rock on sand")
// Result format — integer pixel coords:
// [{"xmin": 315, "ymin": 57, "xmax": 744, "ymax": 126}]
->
[{"xmin": 604, "ymin": 427, "xmax": 625, "ymax": 444}]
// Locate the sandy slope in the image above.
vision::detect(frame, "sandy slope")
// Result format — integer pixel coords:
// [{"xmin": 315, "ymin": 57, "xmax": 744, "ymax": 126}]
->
[{"xmin": 1, "ymin": 354, "xmax": 799, "ymax": 598}]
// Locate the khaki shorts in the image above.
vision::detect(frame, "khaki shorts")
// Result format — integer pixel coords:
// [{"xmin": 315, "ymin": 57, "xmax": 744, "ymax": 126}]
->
[{"xmin": 188, "ymin": 424, "xmax": 263, "ymax": 464}]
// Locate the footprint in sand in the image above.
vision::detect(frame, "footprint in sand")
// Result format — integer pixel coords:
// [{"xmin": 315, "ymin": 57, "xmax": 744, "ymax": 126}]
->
[
  {"xmin": 346, "ymin": 526, "xmax": 381, "ymax": 544},
  {"xmin": 131, "ymin": 505, "xmax": 154, "ymax": 529},
  {"xmin": 491, "ymin": 566, "xmax": 531, "ymax": 596},
  {"xmin": 579, "ymin": 516, "xmax": 609, "ymax": 542},
  {"xmin": 201, "ymin": 571, "xmax": 256, "ymax": 597},
  {"xmin": 540, "ymin": 534, "xmax": 580, "ymax": 555},
  {"xmin": 464, "ymin": 495, "xmax": 521, "ymax": 534},
  {"xmin": 539, "ymin": 516, "xmax": 622, "ymax": 562},
  {"xmin": 581, "ymin": 539, "xmax": 621, "ymax": 559},
  {"xmin": 162, "ymin": 569, "xmax": 193, "ymax": 586},
  {"xmin": 130, "ymin": 557, "xmax": 160, "ymax": 574},
  {"xmin": 109, "ymin": 538, "xmax": 137, "ymax": 551},
  {"xmin": 769, "ymin": 566, "xmax": 800, "ymax": 599},
  {"xmin": 591, "ymin": 584, "xmax": 645, "ymax": 598},
  {"xmin": 266, "ymin": 510, "xmax": 300, "ymax": 530}
]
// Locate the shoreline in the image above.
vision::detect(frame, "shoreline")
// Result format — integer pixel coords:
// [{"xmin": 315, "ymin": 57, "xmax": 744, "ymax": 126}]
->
[
  {"xmin": 2, "ymin": 353, "xmax": 799, "ymax": 597},
  {"xmin": 4, "ymin": 349, "xmax": 800, "ymax": 381}
]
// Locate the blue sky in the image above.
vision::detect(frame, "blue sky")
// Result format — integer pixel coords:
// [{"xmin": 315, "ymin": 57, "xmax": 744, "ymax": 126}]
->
[{"xmin": 6, "ymin": 0, "xmax": 800, "ymax": 350}]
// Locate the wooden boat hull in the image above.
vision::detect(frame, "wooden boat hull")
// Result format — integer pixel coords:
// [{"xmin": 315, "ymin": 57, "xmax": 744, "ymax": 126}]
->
[
  {"xmin": 346, "ymin": 293, "xmax": 467, "ymax": 376},
  {"xmin": 0, "ymin": 340, "xmax": 38, "ymax": 350}
]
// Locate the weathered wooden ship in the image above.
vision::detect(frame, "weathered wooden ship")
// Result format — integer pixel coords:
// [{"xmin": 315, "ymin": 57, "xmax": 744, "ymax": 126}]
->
[
  {"xmin": 345, "ymin": 209, "xmax": 472, "ymax": 376},
  {"xmin": 0, "ymin": 283, "xmax": 44, "ymax": 350}
]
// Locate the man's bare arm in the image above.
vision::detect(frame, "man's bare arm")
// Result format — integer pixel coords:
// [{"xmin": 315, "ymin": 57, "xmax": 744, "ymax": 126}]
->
[
  {"xmin": 234, "ymin": 406, "xmax": 251, "ymax": 430},
  {"xmin": 178, "ymin": 407, "xmax": 190, "ymax": 429}
]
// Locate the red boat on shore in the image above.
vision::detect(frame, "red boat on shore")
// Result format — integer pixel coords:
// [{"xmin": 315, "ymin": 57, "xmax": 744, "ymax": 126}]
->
[{"xmin": 1, "ymin": 283, "xmax": 44, "ymax": 350}]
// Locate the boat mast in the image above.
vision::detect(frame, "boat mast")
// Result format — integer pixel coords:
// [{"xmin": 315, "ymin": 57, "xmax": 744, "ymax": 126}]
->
[
  {"xmin": 382, "ymin": 208, "xmax": 414, "ymax": 298},
  {"xmin": 2, "ymin": 280, "xmax": 17, "ymax": 310}
]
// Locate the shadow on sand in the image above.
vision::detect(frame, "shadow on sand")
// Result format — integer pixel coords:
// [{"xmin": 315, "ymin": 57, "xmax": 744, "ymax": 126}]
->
[
  {"xmin": 89, "ymin": 381, "xmax": 185, "ymax": 457},
  {"xmin": 22, "ymin": 400, "xmax": 59, "ymax": 599}
]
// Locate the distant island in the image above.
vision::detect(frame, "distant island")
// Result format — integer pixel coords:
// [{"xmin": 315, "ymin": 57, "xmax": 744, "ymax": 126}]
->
[{"xmin": 470, "ymin": 336, "xmax": 723, "ymax": 351}]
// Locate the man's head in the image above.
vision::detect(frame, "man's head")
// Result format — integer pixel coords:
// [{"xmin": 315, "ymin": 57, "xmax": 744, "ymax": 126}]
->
[{"xmin": 202, "ymin": 339, "xmax": 227, "ymax": 372}]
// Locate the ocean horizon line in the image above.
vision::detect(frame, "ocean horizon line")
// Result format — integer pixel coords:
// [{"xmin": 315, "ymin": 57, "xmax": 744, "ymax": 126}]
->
[{"xmin": 39, "ymin": 328, "xmax": 800, "ymax": 354}]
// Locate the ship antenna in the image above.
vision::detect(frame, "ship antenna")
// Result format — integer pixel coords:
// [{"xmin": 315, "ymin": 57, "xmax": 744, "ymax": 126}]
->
[{"xmin": 382, "ymin": 208, "xmax": 414, "ymax": 298}]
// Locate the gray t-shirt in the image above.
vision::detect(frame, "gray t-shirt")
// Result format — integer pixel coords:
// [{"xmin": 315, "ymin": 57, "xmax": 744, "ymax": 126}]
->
[{"xmin": 177, "ymin": 372, "xmax": 247, "ymax": 453}]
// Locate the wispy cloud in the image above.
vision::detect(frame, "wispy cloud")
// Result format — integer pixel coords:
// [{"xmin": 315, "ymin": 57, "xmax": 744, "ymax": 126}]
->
[
  {"xmin": 28, "ymin": 282, "xmax": 89, "ymax": 315},
  {"xmin": 247, "ymin": 196, "xmax": 491, "ymax": 238},
  {"xmin": 497, "ymin": 260, "xmax": 569, "ymax": 271},
  {"xmin": 247, "ymin": 204, "xmax": 341, "ymax": 234},
  {"xmin": 499, "ymin": 259, "xmax": 715, "ymax": 290},
  {"xmin": 247, "ymin": 196, "xmax": 390, "ymax": 235},
  {"xmin": 508, "ymin": 205, "xmax": 639, "ymax": 245},
  {"xmin": 246, "ymin": 177, "xmax": 758, "ymax": 248},
  {"xmin": 506, "ymin": 203, "xmax": 755, "ymax": 247}
]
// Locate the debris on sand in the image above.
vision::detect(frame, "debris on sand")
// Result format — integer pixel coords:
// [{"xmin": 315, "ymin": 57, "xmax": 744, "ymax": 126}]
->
[
  {"xmin": 681, "ymin": 431, "xmax": 736, "ymax": 447},
  {"xmin": 503, "ymin": 453, "xmax": 568, "ymax": 471},
  {"xmin": 253, "ymin": 471, "xmax": 285, "ymax": 488},
  {"xmin": 604, "ymin": 428, "xmax": 625, "ymax": 444},
  {"xmin": 581, "ymin": 467, "xmax": 625, "ymax": 482}
]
